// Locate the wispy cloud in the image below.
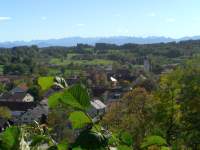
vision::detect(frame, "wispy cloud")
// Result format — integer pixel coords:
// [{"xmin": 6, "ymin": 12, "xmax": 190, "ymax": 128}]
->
[
  {"xmin": 41, "ymin": 16, "xmax": 47, "ymax": 20},
  {"xmin": 166, "ymin": 18, "xmax": 176, "ymax": 23},
  {"xmin": 0, "ymin": 16, "xmax": 12, "ymax": 21},
  {"xmin": 147, "ymin": 12, "xmax": 156, "ymax": 17},
  {"xmin": 76, "ymin": 23, "xmax": 85, "ymax": 27}
]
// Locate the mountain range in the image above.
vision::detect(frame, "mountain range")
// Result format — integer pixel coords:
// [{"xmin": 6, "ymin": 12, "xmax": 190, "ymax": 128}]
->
[{"xmin": 1, "ymin": 36, "xmax": 200, "ymax": 48}]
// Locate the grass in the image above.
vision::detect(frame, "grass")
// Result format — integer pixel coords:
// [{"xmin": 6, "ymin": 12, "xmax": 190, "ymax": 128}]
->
[
  {"xmin": 50, "ymin": 58, "xmax": 115, "ymax": 66},
  {"xmin": 48, "ymin": 67, "xmax": 83, "ymax": 76}
]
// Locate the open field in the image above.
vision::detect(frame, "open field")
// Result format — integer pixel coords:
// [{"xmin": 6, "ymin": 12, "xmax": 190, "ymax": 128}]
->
[{"xmin": 50, "ymin": 58, "xmax": 116, "ymax": 66}]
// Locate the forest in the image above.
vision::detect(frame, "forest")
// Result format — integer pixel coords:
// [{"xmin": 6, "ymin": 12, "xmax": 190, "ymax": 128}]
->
[{"xmin": 0, "ymin": 40, "xmax": 199, "ymax": 76}]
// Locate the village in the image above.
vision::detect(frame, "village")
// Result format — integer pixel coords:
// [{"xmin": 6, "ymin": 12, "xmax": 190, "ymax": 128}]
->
[{"xmin": 0, "ymin": 57, "xmax": 159, "ymax": 129}]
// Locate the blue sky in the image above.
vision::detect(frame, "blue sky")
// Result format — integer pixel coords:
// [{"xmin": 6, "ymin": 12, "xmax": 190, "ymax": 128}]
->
[{"xmin": 0, "ymin": 0, "xmax": 200, "ymax": 41}]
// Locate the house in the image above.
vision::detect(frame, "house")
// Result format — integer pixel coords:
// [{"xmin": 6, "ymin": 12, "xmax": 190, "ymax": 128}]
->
[
  {"xmin": 18, "ymin": 99, "xmax": 49, "ymax": 124},
  {"xmin": 88, "ymin": 99, "xmax": 106, "ymax": 119},
  {"xmin": 110, "ymin": 76, "xmax": 117, "ymax": 87},
  {"xmin": 0, "ymin": 90, "xmax": 35, "ymax": 121},
  {"xmin": 107, "ymin": 69, "xmax": 136, "ymax": 82},
  {"xmin": 105, "ymin": 87, "xmax": 123, "ymax": 104},
  {"xmin": 0, "ymin": 92, "xmax": 34, "ymax": 102},
  {"xmin": 0, "ymin": 101, "xmax": 36, "ymax": 118},
  {"xmin": 10, "ymin": 83, "xmax": 28, "ymax": 94},
  {"xmin": 91, "ymin": 86, "xmax": 107, "ymax": 97}
]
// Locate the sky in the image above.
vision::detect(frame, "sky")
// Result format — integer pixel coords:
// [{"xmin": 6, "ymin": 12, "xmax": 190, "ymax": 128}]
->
[{"xmin": 1, "ymin": 0, "xmax": 200, "ymax": 41}]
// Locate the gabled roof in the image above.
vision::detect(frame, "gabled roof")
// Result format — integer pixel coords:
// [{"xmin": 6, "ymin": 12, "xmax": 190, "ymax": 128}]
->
[
  {"xmin": 18, "ymin": 83, "xmax": 28, "ymax": 91},
  {"xmin": 90, "ymin": 99, "xmax": 106, "ymax": 110},
  {"xmin": 0, "ymin": 101, "xmax": 36, "ymax": 111},
  {"xmin": 110, "ymin": 76, "xmax": 117, "ymax": 82},
  {"xmin": 10, "ymin": 83, "xmax": 28, "ymax": 93},
  {"xmin": 0, "ymin": 92, "xmax": 32, "ymax": 102}
]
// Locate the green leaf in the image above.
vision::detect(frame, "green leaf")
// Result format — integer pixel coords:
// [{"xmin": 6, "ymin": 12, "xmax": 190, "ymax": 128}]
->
[
  {"xmin": 69, "ymin": 111, "xmax": 92, "ymax": 129},
  {"xmin": 73, "ymin": 129, "xmax": 108, "ymax": 149},
  {"xmin": 47, "ymin": 145, "xmax": 57, "ymax": 150},
  {"xmin": 48, "ymin": 84, "xmax": 91, "ymax": 110},
  {"xmin": 30, "ymin": 135, "xmax": 50, "ymax": 147},
  {"xmin": 140, "ymin": 135, "xmax": 167, "ymax": 149},
  {"xmin": 48, "ymin": 90, "xmax": 85, "ymax": 109},
  {"xmin": 117, "ymin": 145, "xmax": 132, "ymax": 150},
  {"xmin": 68, "ymin": 84, "xmax": 91, "ymax": 109},
  {"xmin": 161, "ymin": 146, "xmax": 170, "ymax": 150},
  {"xmin": 48, "ymin": 92, "xmax": 63, "ymax": 108},
  {"xmin": 61, "ymin": 90, "xmax": 85, "ymax": 109},
  {"xmin": 57, "ymin": 140, "xmax": 68, "ymax": 150},
  {"xmin": 120, "ymin": 132, "xmax": 133, "ymax": 146},
  {"xmin": 0, "ymin": 126, "xmax": 20, "ymax": 150},
  {"xmin": 38, "ymin": 76, "xmax": 54, "ymax": 91},
  {"xmin": 108, "ymin": 134, "xmax": 119, "ymax": 146}
]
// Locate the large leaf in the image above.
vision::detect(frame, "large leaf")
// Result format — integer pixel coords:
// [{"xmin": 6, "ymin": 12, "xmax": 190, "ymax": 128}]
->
[
  {"xmin": 30, "ymin": 135, "xmax": 50, "ymax": 147},
  {"xmin": 38, "ymin": 77, "xmax": 54, "ymax": 91},
  {"xmin": 68, "ymin": 84, "xmax": 91, "ymax": 109},
  {"xmin": 47, "ymin": 141, "xmax": 68, "ymax": 150},
  {"xmin": 73, "ymin": 129, "xmax": 108, "ymax": 149},
  {"xmin": 69, "ymin": 111, "xmax": 92, "ymax": 129},
  {"xmin": 108, "ymin": 134, "xmax": 119, "ymax": 146},
  {"xmin": 117, "ymin": 145, "xmax": 132, "ymax": 150},
  {"xmin": 57, "ymin": 141, "xmax": 68, "ymax": 150},
  {"xmin": 48, "ymin": 90, "xmax": 86, "ymax": 109},
  {"xmin": 119, "ymin": 132, "xmax": 133, "ymax": 146},
  {"xmin": 140, "ymin": 135, "xmax": 167, "ymax": 149},
  {"xmin": 161, "ymin": 146, "xmax": 170, "ymax": 150},
  {"xmin": 62, "ymin": 91, "xmax": 85, "ymax": 109},
  {"xmin": 48, "ymin": 92, "xmax": 63, "ymax": 108},
  {"xmin": 48, "ymin": 84, "xmax": 91, "ymax": 110},
  {"xmin": 0, "ymin": 126, "xmax": 20, "ymax": 150}
]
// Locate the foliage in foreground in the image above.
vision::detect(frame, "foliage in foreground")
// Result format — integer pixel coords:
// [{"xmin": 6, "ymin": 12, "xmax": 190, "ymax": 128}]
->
[{"xmin": 0, "ymin": 76, "xmax": 133, "ymax": 150}]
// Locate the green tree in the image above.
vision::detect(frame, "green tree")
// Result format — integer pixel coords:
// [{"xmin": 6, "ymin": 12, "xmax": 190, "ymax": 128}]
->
[
  {"xmin": 178, "ymin": 60, "xmax": 200, "ymax": 149},
  {"xmin": 103, "ymin": 88, "xmax": 156, "ymax": 149},
  {"xmin": 0, "ymin": 83, "xmax": 6, "ymax": 93},
  {"xmin": 154, "ymin": 69, "xmax": 182, "ymax": 146},
  {"xmin": 0, "ymin": 107, "xmax": 12, "ymax": 119}
]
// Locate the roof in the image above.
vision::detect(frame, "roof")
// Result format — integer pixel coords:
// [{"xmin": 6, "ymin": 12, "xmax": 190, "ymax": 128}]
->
[
  {"xmin": 10, "ymin": 83, "xmax": 28, "ymax": 93},
  {"xmin": 0, "ymin": 101, "xmax": 36, "ymax": 111},
  {"xmin": 0, "ymin": 92, "xmax": 30, "ymax": 102},
  {"xmin": 91, "ymin": 86, "xmax": 107, "ymax": 97},
  {"xmin": 18, "ymin": 83, "xmax": 28, "ymax": 91},
  {"xmin": 110, "ymin": 76, "xmax": 117, "ymax": 82},
  {"xmin": 90, "ymin": 99, "xmax": 106, "ymax": 110}
]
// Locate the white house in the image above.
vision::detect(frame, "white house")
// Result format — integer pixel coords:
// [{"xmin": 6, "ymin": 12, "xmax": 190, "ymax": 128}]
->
[
  {"xmin": 88, "ymin": 99, "xmax": 106, "ymax": 119},
  {"xmin": 0, "ymin": 92, "xmax": 34, "ymax": 102}
]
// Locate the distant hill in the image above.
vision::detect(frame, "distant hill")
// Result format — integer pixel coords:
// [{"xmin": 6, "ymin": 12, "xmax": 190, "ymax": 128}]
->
[{"xmin": 0, "ymin": 36, "xmax": 200, "ymax": 48}]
